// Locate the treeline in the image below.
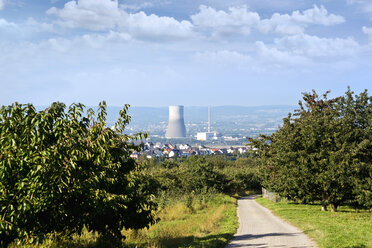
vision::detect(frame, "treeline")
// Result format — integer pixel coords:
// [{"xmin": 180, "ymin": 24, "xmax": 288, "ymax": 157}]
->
[
  {"xmin": 137, "ymin": 155, "xmax": 261, "ymax": 198},
  {"xmin": 250, "ymin": 88, "xmax": 372, "ymax": 211}
]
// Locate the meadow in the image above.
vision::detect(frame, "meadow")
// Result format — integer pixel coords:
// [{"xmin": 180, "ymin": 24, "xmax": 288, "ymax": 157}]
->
[{"xmin": 256, "ymin": 197, "xmax": 372, "ymax": 248}]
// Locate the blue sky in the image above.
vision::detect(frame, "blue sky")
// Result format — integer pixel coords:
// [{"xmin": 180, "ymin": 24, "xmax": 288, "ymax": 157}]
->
[{"xmin": 0, "ymin": 0, "xmax": 371, "ymax": 107}]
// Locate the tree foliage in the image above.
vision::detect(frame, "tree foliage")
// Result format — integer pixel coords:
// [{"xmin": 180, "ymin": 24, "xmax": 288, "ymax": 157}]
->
[
  {"xmin": 179, "ymin": 156, "xmax": 228, "ymax": 194},
  {"xmin": 140, "ymin": 155, "xmax": 261, "ymax": 199},
  {"xmin": 0, "ymin": 102, "xmax": 157, "ymax": 247},
  {"xmin": 250, "ymin": 88, "xmax": 372, "ymax": 211}
]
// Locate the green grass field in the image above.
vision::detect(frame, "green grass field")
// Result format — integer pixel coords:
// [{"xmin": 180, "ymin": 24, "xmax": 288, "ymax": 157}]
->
[
  {"xmin": 256, "ymin": 197, "xmax": 372, "ymax": 248},
  {"xmin": 14, "ymin": 194, "xmax": 238, "ymax": 248}
]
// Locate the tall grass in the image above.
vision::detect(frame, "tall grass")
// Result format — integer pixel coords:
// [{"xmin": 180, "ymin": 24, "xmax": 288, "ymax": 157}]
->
[{"xmin": 123, "ymin": 193, "xmax": 238, "ymax": 248}]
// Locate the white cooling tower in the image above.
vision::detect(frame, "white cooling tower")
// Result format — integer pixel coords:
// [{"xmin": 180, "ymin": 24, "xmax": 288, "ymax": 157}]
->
[{"xmin": 165, "ymin": 105, "xmax": 186, "ymax": 138}]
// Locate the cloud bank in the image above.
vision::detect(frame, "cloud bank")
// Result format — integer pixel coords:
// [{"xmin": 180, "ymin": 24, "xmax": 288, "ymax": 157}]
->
[
  {"xmin": 46, "ymin": 1, "xmax": 345, "ymax": 39},
  {"xmin": 0, "ymin": 0, "xmax": 371, "ymax": 106},
  {"xmin": 47, "ymin": 0, "xmax": 194, "ymax": 40},
  {"xmin": 191, "ymin": 5, "xmax": 345, "ymax": 36}
]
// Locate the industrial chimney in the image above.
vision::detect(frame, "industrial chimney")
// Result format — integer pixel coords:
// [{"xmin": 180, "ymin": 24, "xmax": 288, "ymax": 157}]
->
[{"xmin": 165, "ymin": 105, "xmax": 186, "ymax": 138}]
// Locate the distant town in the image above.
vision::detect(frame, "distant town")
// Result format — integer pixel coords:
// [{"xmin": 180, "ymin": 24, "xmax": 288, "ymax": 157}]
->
[
  {"xmin": 125, "ymin": 105, "xmax": 288, "ymax": 159},
  {"xmin": 130, "ymin": 141, "xmax": 257, "ymax": 159}
]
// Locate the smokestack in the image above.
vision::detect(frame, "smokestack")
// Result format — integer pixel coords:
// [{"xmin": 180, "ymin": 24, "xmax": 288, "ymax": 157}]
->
[
  {"xmin": 208, "ymin": 106, "xmax": 211, "ymax": 133},
  {"xmin": 165, "ymin": 105, "xmax": 186, "ymax": 138}
]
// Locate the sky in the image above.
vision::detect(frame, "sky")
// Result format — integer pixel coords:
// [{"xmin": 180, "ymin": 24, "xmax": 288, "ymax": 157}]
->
[{"xmin": 0, "ymin": 0, "xmax": 371, "ymax": 107}]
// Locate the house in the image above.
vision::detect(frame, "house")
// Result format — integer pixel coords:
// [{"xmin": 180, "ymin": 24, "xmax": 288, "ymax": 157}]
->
[
  {"xmin": 168, "ymin": 149, "xmax": 180, "ymax": 158},
  {"xmin": 227, "ymin": 148, "xmax": 235, "ymax": 154},
  {"xmin": 130, "ymin": 152, "xmax": 140, "ymax": 159},
  {"xmin": 179, "ymin": 144, "xmax": 191, "ymax": 150},
  {"xmin": 144, "ymin": 142, "xmax": 154, "ymax": 150}
]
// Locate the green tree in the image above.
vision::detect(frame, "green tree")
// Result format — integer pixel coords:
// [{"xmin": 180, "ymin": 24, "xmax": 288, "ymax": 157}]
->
[
  {"xmin": 0, "ymin": 102, "xmax": 157, "ymax": 247},
  {"xmin": 179, "ymin": 156, "xmax": 228, "ymax": 194},
  {"xmin": 250, "ymin": 88, "xmax": 371, "ymax": 211},
  {"xmin": 338, "ymin": 89, "xmax": 372, "ymax": 209}
]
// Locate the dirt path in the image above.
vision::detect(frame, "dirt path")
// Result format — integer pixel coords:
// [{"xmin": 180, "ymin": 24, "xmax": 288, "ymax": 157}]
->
[{"xmin": 226, "ymin": 195, "xmax": 317, "ymax": 248}]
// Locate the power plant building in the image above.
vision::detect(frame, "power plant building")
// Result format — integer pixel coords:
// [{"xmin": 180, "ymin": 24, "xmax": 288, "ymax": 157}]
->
[
  {"xmin": 196, "ymin": 106, "xmax": 220, "ymax": 141},
  {"xmin": 165, "ymin": 105, "xmax": 186, "ymax": 138},
  {"xmin": 196, "ymin": 132, "xmax": 214, "ymax": 141}
]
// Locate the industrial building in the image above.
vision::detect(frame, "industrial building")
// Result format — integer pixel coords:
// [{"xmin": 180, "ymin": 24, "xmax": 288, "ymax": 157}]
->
[
  {"xmin": 196, "ymin": 106, "xmax": 221, "ymax": 141},
  {"xmin": 196, "ymin": 132, "xmax": 214, "ymax": 141}
]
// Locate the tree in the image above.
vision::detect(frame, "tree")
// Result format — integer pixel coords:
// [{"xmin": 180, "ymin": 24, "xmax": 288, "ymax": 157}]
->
[
  {"xmin": 179, "ymin": 156, "xmax": 228, "ymax": 194},
  {"xmin": 249, "ymin": 88, "xmax": 371, "ymax": 211},
  {"xmin": 338, "ymin": 89, "xmax": 372, "ymax": 209},
  {"xmin": 0, "ymin": 102, "xmax": 157, "ymax": 247}
]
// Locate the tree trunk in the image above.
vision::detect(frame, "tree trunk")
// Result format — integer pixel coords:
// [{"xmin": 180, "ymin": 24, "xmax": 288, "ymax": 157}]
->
[
  {"xmin": 330, "ymin": 203, "xmax": 338, "ymax": 212},
  {"xmin": 321, "ymin": 193, "xmax": 328, "ymax": 211}
]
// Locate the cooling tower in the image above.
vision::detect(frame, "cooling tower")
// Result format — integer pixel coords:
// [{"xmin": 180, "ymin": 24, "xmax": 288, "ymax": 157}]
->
[{"xmin": 165, "ymin": 105, "xmax": 186, "ymax": 138}]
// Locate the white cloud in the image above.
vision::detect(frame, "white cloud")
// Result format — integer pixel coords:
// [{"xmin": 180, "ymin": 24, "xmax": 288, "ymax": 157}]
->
[
  {"xmin": 46, "ymin": 2, "xmax": 345, "ymax": 40},
  {"xmin": 47, "ymin": 0, "xmax": 122, "ymax": 30},
  {"xmin": 0, "ymin": 18, "xmax": 21, "ymax": 37},
  {"xmin": 193, "ymin": 45, "xmax": 311, "ymax": 70},
  {"xmin": 0, "ymin": 18, "xmax": 17, "ymax": 28},
  {"xmin": 191, "ymin": 5, "xmax": 259, "ymax": 35},
  {"xmin": 255, "ymin": 41, "xmax": 311, "ymax": 67},
  {"xmin": 362, "ymin": 26, "xmax": 372, "ymax": 39},
  {"xmin": 0, "ymin": 17, "xmax": 56, "ymax": 42},
  {"xmin": 47, "ymin": 0, "xmax": 194, "ymax": 40},
  {"xmin": 274, "ymin": 34, "xmax": 360, "ymax": 57},
  {"xmin": 243, "ymin": 34, "xmax": 361, "ymax": 70},
  {"xmin": 263, "ymin": 5, "xmax": 345, "ymax": 34},
  {"xmin": 26, "ymin": 18, "xmax": 54, "ymax": 32},
  {"xmin": 124, "ymin": 12, "xmax": 193, "ymax": 40},
  {"xmin": 120, "ymin": 2, "xmax": 154, "ymax": 11},
  {"xmin": 0, "ymin": 0, "xmax": 4, "ymax": 10},
  {"xmin": 39, "ymin": 31, "xmax": 133, "ymax": 52},
  {"xmin": 191, "ymin": 5, "xmax": 345, "ymax": 36},
  {"xmin": 0, "ymin": 17, "xmax": 54, "ymax": 33},
  {"xmin": 290, "ymin": 5, "xmax": 345, "ymax": 25}
]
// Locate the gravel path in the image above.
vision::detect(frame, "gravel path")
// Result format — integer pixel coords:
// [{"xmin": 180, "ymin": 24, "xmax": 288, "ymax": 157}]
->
[{"xmin": 226, "ymin": 195, "xmax": 317, "ymax": 248}]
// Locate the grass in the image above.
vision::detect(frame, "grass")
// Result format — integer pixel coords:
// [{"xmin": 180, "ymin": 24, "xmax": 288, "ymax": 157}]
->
[
  {"xmin": 14, "ymin": 193, "xmax": 238, "ymax": 248},
  {"xmin": 123, "ymin": 193, "xmax": 238, "ymax": 248},
  {"xmin": 231, "ymin": 189, "xmax": 261, "ymax": 198},
  {"xmin": 256, "ymin": 197, "xmax": 372, "ymax": 248}
]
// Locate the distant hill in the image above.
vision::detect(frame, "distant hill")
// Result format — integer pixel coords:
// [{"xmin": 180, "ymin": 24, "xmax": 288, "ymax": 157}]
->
[
  {"xmin": 35, "ymin": 105, "xmax": 296, "ymax": 136},
  {"xmin": 122, "ymin": 105, "xmax": 295, "ymax": 124}
]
